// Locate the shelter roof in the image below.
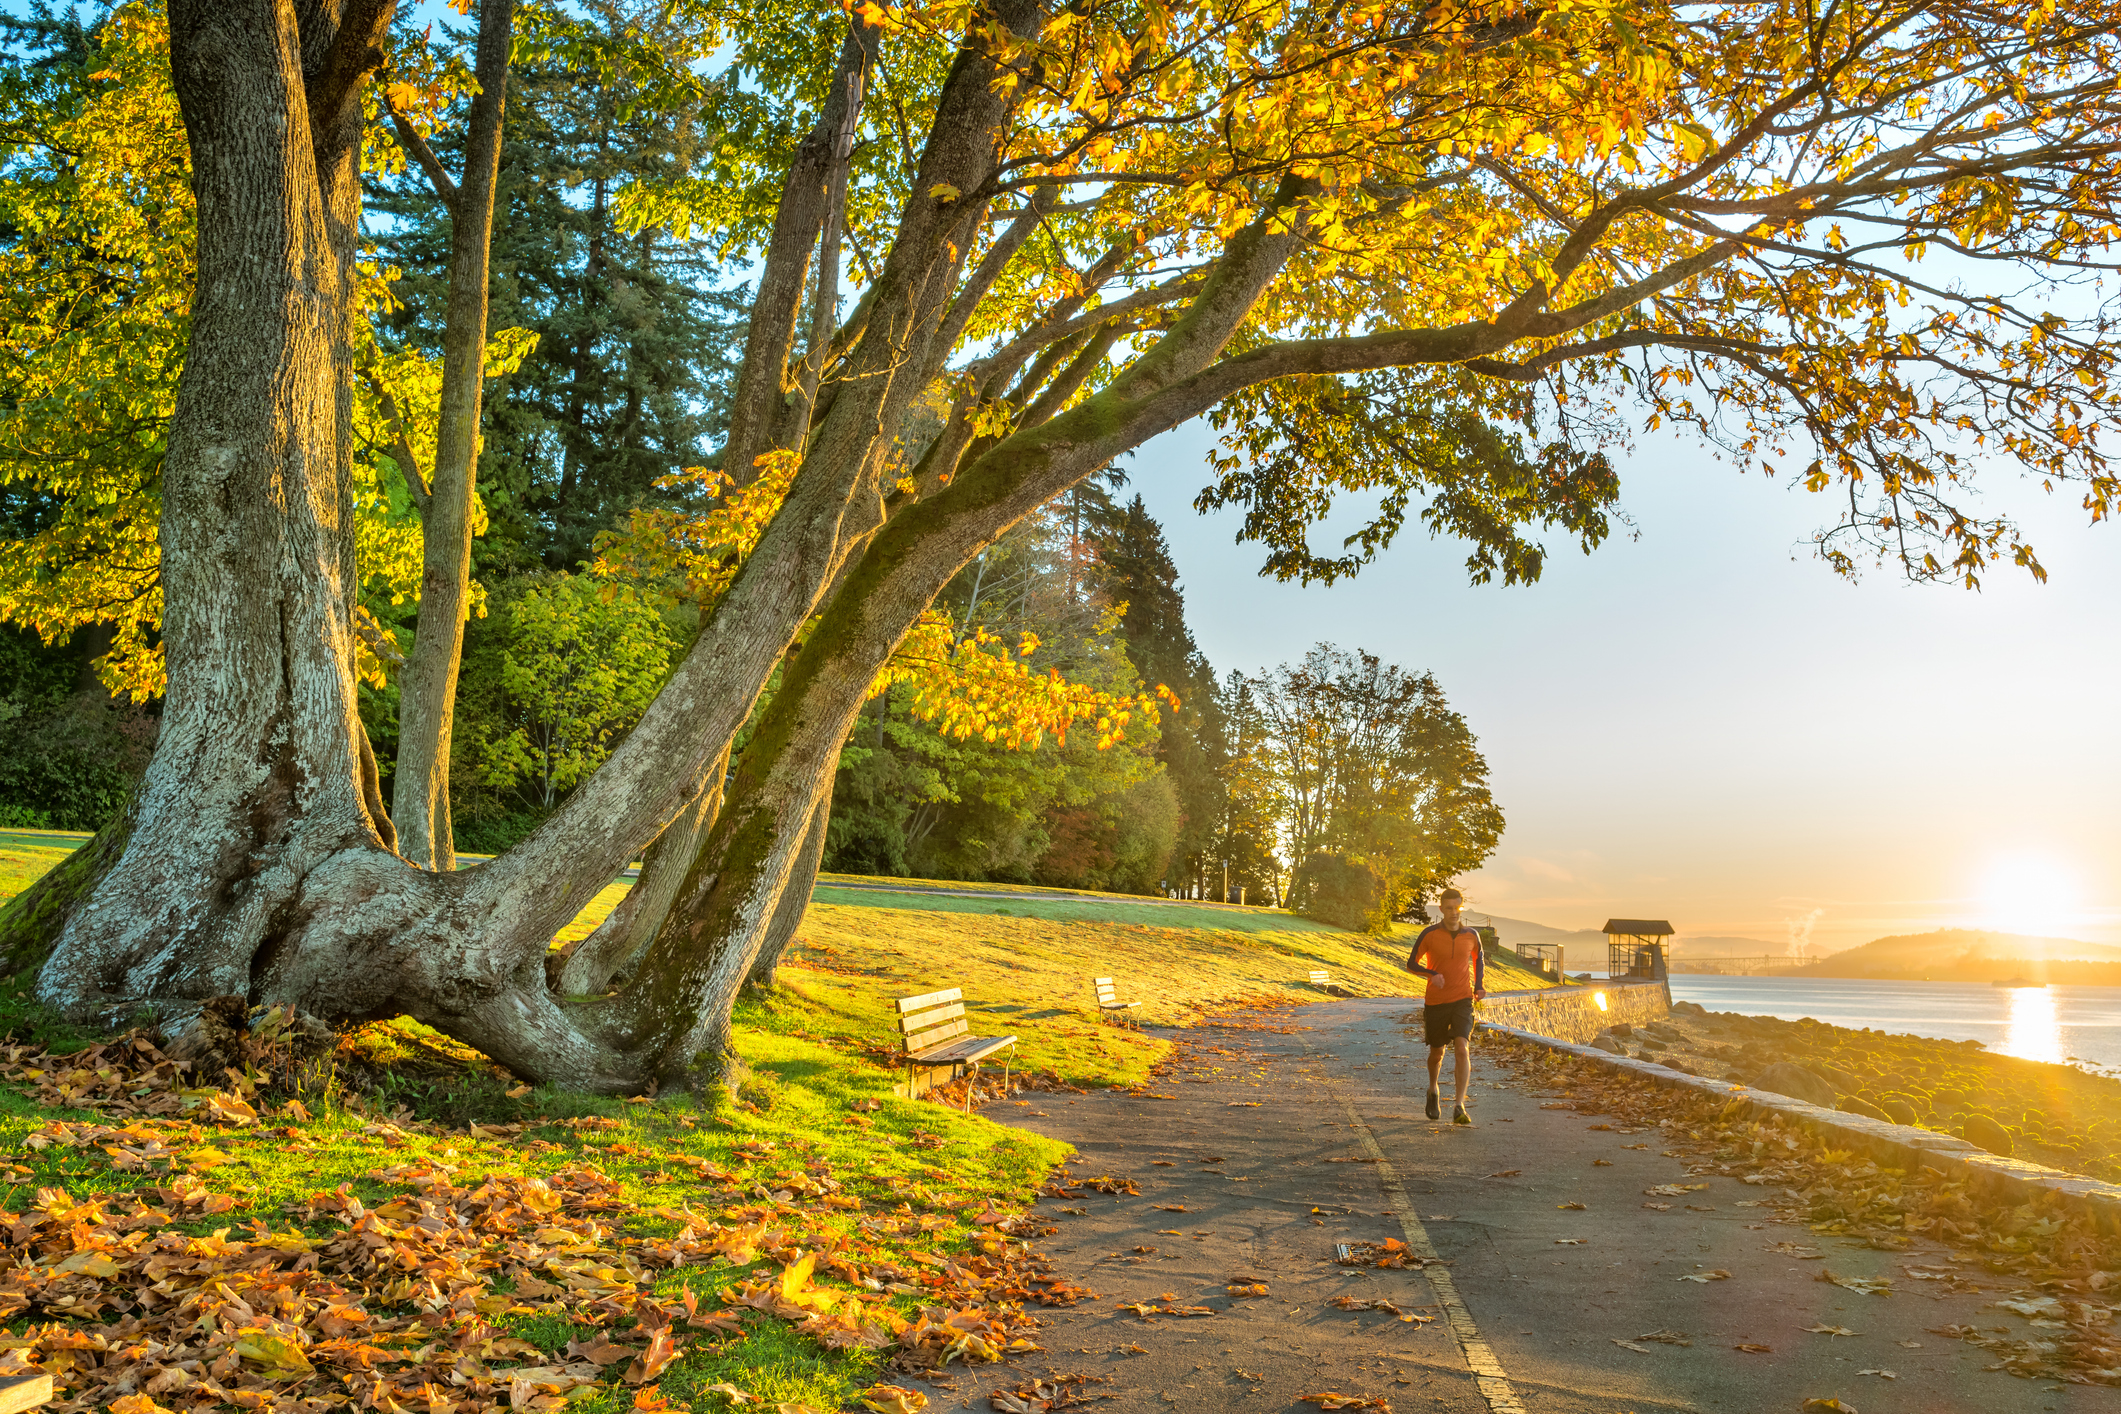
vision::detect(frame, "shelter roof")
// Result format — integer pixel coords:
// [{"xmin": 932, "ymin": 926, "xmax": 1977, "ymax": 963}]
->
[{"xmin": 1602, "ymin": 918, "xmax": 1674, "ymax": 937}]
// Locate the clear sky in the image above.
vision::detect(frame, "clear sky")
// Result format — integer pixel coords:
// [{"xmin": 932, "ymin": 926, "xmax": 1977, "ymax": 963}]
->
[{"xmin": 1130, "ymin": 419, "xmax": 2121, "ymax": 957}]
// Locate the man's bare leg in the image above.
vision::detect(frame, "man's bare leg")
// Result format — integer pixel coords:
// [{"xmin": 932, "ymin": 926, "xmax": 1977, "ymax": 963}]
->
[
  {"xmin": 1426, "ymin": 1046, "xmax": 1445, "ymax": 1119},
  {"xmin": 1451, "ymin": 1036, "xmax": 1472, "ymax": 1123}
]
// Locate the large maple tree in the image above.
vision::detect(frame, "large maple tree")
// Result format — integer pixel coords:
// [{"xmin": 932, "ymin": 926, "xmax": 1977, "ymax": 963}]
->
[{"xmin": 9, "ymin": 0, "xmax": 2121, "ymax": 1090}]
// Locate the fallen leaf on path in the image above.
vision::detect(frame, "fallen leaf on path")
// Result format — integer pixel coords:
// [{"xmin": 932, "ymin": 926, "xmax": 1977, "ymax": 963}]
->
[
  {"xmin": 1300, "ymin": 1394, "xmax": 1390, "ymax": 1410},
  {"xmin": 1685, "ymin": 1204, "xmax": 1716, "ymax": 1212},
  {"xmin": 1636, "ymin": 1330, "xmax": 1691, "ymax": 1346},
  {"xmin": 1992, "ymin": 1295, "xmax": 2062, "ymax": 1318},
  {"xmin": 1767, "ymin": 1242, "xmax": 1824, "ymax": 1258},
  {"xmin": 1151, "ymin": 1204, "xmax": 1187, "ymax": 1212},
  {"xmin": 1734, "ymin": 1343, "xmax": 1773, "ymax": 1353},
  {"xmin": 1152, "ymin": 1161, "xmax": 1175, "ymax": 1167},
  {"xmin": 1227, "ymin": 1283, "xmax": 1268, "ymax": 1296},
  {"xmin": 1556, "ymin": 1202, "xmax": 1586, "ymax": 1210},
  {"xmin": 1803, "ymin": 1325, "xmax": 1861, "ymax": 1338},
  {"xmin": 1896, "ymin": 1340, "xmax": 1922, "ymax": 1349},
  {"xmin": 1227, "ymin": 1102, "xmax": 1262, "ymax": 1108},
  {"xmin": 858, "ymin": 1386, "xmax": 928, "ymax": 1414},
  {"xmin": 1554, "ymin": 1238, "xmax": 1586, "ymax": 1245},
  {"xmin": 1642, "ymin": 1202, "xmax": 1672, "ymax": 1211},
  {"xmin": 990, "ymin": 1376, "xmax": 1113, "ymax": 1412},
  {"xmin": 1818, "ymin": 1269, "xmax": 1893, "ymax": 1296},
  {"xmin": 1677, "ymin": 1270, "xmax": 1730, "ymax": 1283},
  {"xmin": 1611, "ymin": 1340, "xmax": 1654, "ymax": 1354},
  {"xmin": 1644, "ymin": 1184, "xmax": 1709, "ymax": 1196},
  {"xmin": 1856, "ymin": 1369, "xmax": 1898, "ymax": 1379},
  {"xmin": 1592, "ymin": 1159, "xmax": 1612, "ymax": 1166},
  {"xmin": 1800, "ymin": 1401, "xmax": 1858, "ymax": 1414},
  {"xmin": 1329, "ymin": 1297, "xmax": 1429, "ymax": 1321},
  {"xmin": 1486, "ymin": 1170, "xmax": 1521, "ymax": 1178}
]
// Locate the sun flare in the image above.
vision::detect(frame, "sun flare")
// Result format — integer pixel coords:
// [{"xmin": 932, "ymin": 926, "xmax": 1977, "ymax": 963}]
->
[{"xmin": 1976, "ymin": 855, "xmax": 2083, "ymax": 939}]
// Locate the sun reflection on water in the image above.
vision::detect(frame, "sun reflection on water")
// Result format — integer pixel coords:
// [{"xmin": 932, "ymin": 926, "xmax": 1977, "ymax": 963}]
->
[{"xmin": 2002, "ymin": 985, "xmax": 2065, "ymax": 1065}]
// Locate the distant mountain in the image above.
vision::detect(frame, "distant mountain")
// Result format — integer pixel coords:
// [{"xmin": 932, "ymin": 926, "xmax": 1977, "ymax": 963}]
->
[{"xmin": 1798, "ymin": 928, "xmax": 2121, "ymax": 981}]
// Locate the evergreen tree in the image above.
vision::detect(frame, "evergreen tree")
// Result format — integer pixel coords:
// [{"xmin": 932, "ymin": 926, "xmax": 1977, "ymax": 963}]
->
[
  {"xmin": 365, "ymin": 1, "xmax": 746, "ymax": 579},
  {"xmin": 1094, "ymin": 495, "xmax": 1226, "ymax": 894}
]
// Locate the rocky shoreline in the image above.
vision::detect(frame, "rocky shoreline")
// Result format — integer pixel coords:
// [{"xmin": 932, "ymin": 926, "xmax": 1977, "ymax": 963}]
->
[{"xmin": 1586, "ymin": 1001, "xmax": 2121, "ymax": 1184}]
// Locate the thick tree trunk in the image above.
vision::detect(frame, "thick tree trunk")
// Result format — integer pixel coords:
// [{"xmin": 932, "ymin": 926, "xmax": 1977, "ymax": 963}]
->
[
  {"xmin": 746, "ymin": 792, "xmax": 831, "ymax": 990},
  {"xmin": 37, "ymin": 0, "xmax": 397, "ymax": 1031},
  {"xmin": 393, "ymin": 0, "xmax": 518, "ymax": 869}
]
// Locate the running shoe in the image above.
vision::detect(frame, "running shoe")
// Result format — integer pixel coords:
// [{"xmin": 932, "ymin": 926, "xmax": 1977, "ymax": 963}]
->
[
  {"xmin": 1425, "ymin": 1090, "xmax": 1441, "ymax": 1121},
  {"xmin": 1452, "ymin": 1104, "xmax": 1472, "ymax": 1126}
]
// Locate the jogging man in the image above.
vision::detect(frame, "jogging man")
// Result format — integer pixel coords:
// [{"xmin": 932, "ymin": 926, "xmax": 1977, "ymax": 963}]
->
[{"xmin": 1406, "ymin": 886, "xmax": 1485, "ymax": 1124}]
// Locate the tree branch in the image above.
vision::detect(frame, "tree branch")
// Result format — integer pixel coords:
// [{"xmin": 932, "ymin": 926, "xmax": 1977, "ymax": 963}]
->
[
  {"xmin": 358, "ymin": 364, "xmax": 432, "ymax": 512},
  {"xmin": 384, "ymin": 93, "xmax": 460, "ymax": 213}
]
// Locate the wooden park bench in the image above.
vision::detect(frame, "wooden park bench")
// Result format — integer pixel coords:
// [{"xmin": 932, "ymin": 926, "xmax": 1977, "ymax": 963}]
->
[
  {"xmin": 895, "ymin": 986, "xmax": 1017, "ymax": 1110},
  {"xmin": 1092, "ymin": 976, "xmax": 1140, "ymax": 1027},
  {"xmin": 1308, "ymin": 968, "xmax": 1355, "ymax": 998}
]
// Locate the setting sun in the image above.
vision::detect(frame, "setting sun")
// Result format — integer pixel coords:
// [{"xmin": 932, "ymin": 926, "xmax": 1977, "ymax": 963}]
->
[{"xmin": 1976, "ymin": 854, "xmax": 2085, "ymax": 939}]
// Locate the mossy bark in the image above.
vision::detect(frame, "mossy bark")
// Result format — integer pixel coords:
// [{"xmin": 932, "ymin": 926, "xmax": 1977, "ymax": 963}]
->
[{"xmin": 0, "ymin": 801, "xmax": 135, "ymax": 983}]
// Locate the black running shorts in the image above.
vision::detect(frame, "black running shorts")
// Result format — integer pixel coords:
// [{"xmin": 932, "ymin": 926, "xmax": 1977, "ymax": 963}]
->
[{"xmin": 1423, "ymin": 998, "xmax": 1476, "ymax": 1046}]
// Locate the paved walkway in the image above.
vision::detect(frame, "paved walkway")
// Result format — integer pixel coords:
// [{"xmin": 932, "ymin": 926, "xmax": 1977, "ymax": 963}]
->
[{"xmin": 939, "ymin": 997, "xmax": 2089, "ymax": 1414}]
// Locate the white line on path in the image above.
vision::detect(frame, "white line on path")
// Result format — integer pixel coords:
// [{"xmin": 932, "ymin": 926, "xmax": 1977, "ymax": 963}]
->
[{"xmin": 1334, "ymin": 1092, "xmax": 1528, "ymax": 1414}]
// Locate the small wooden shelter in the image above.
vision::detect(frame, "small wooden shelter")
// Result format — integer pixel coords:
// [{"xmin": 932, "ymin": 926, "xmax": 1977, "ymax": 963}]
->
[{"xmin": 1603, "ymin": 918, "xmax": 1673, "ymax": 980}]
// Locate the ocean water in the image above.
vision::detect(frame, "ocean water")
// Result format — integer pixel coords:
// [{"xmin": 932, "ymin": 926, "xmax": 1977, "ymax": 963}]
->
[{"xmin": 1666, "ymin": 974, "xmax": 2121, "ymax": 1077}]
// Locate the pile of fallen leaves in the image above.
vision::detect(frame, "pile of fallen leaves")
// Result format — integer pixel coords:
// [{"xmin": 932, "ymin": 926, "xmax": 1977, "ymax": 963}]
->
[
  {"xmin": 1484, "ymin": 1031, "xmax": 2121, "ymax": 1387},
  {"xmin": 0, "ymin": 1029, "xmax": 1076, "ymax": 1413}
]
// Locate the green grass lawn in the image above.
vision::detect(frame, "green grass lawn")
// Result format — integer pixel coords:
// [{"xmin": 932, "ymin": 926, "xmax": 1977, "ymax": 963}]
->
[{"xmin": 0, "ymin": 841, "xmax": 76, "ymax": 908}]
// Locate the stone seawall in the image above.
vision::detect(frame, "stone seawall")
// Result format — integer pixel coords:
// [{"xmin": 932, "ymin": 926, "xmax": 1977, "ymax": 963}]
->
[{"xmin": 1479, "ymin": 979, "xmax": 1669, "ymax": 1043}]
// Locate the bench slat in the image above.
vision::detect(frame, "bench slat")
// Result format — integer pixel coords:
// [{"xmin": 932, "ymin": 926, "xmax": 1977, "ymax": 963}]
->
[
  {"xmin": 905, "ymin": 1018, "xmax": 970, "ymax": 1053},
  {"xmin": 897, "ymin": 987, "xmax": 962, "ymax": 1014},
  {"xmin": 912, "ymin": 1035, "xmax": 1016, "ymax": 1066},
  {"xmin": 899, "ymin": 1001, "xmax": 966, "ymax": 1033},
  {"xmin": 1100, "ymin": 1000, "xmax": 1139, "ymax": 1009},
  {"xmin": 0, "ymin": 1373, "xmax": 51, "ymax": 1414},
  {"xmin": 1094, "ymin": 977, "xmax": 1114, "ymax": 986}
]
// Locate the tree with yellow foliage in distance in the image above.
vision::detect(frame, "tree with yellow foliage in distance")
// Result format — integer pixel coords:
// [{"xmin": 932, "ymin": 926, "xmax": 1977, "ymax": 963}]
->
[{"xmin": 11, "ymin": 0, "xmax": 2121, "ymax": 1093}]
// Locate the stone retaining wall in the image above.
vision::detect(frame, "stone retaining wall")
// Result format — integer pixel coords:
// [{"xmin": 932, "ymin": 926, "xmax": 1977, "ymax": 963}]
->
[
  {"xmin": 1477, "ymin": 978, "xmax": 1669, "ymax": 1043},
  {"xmin": 1485, "ymin": 1022, "xmax": 2121, "ymax": 1231}
]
